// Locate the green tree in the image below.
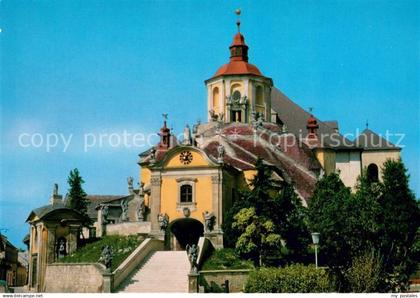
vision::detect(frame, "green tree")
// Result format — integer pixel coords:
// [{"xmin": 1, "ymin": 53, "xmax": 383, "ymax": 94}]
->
[
  {"xmin": 224, "ymin": 158, "xmax": 310, "ymax": 264},
  {"xmin": 308, "ymin": 173, "xmax": 353, "ymax": 270},
  {"xmin": 67, "ymin": 168, "xmax": 91, "ymax": 225},
  {"xmin": 377, "ymin": 159, "xmax": 420, "ymax": 291},
  {"xmin": 274, "ymin": 184, "xmax": 310, "ymax": 262},
  {"xmin": 233, "ymin": 207, "xmax": 281, "ymax": 266},
  {"xmin": 308, "ymin": 159, "xmax": 420, "ymax": 292}
]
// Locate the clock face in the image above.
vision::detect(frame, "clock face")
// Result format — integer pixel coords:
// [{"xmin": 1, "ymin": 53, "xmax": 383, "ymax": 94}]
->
[{"xmin": 180, "ymin": 151, "xmax": 193, "ymax": 165}]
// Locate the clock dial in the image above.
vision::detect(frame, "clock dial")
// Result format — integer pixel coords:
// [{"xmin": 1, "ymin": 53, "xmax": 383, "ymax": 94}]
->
[{"xmin": 180, "ymin": 151, "xmax": 193, "ymax": 165}]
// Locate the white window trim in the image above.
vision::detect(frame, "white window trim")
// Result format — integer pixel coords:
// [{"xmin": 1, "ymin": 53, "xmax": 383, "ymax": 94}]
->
[{"xmin": 176, "ymin": 177, "xmax": 197, "ymax": 211}]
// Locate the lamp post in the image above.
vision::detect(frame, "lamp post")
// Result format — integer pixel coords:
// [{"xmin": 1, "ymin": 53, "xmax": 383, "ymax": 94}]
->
[{"xmin": 311, "ymin": 232, "xmax": 320, "ymax": 269}]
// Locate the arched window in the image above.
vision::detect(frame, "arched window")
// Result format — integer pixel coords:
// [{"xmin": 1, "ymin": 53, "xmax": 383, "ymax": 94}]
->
[
  {"xmin": 367, "ymin": 163, "xmax": 379, "ymax": 182},
  {"xmin": 212, "ymin": 87, "xmax": 219, "ymax": 109},
  {"xmin": 256, "ymin": 86, "xmax": 264, "ymax": 106},
  {"xmin": 180, "ymin": 184, "xmax": 193, "ymax": 203}
]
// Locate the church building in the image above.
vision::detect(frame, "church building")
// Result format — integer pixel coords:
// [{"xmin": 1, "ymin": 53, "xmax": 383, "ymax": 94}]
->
[{"xmin": 25, "ymin": 12, "xmax": 401, "ymax": 291}]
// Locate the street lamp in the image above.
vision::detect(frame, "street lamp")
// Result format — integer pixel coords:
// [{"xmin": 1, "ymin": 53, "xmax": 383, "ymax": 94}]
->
[{"xmin": 311, "ymin": 232, "xmax": 320, "ymax": 269}]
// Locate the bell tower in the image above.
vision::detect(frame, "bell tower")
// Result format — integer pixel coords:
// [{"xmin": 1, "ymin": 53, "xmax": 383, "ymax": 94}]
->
[{"xmin": 204, "ymin": 9, "xmax": 273, "ymax": 124}]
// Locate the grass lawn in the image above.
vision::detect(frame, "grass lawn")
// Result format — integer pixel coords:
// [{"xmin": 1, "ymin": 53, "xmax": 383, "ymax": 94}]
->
[
  {"xmin": 201, "ymin": 248, "xmax": 254, "ymax": 270},
  {"xmin": 58, "ymin": 235, "xmax": 143, "ymax": 271}
]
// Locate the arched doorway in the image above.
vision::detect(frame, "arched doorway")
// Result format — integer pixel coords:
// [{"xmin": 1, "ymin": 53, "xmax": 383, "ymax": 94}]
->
[{"xmin": 169, "ymin": 218, "xmax": 204, "ymax": 250}]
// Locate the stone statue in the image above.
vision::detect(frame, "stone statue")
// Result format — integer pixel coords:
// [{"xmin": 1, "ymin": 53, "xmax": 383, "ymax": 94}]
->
[
  {"xmin": 182, "ymin": 124, "xmax": 192, "ymax": 145},
  {"xmin": 218, "ymin": 112, "xmax": 225, "ymax": 121},
  {"xmin": 186, "ymin": 244, "xmax": 199, "ymax": 273},
  {"xmin": 137, "ymin": 200, "xmax": 145, "ymax": 222},
  {"xmin": 217, "ymin": 144, "xmax": 225, "ymax": 163},
  {"xmin": 138, "ymin": 181, "xmax": 145, "ymax": 195},
  {"xmin": 99, "ymin": 245, "xmax": 113, "ymax": 270},
  {"xmin": 57, "ymin": 238, "xmax": 67, "ymax": 259},
  {"xmin": 102, "ymin": 205, "xmax": 109, "ymax": 225},
  {"xmin": 254, "ymin": 113, "xmax": 264, "ymax": 129},
  {"xmin": 209, "ymin": 109, "xmax": 218, "ymax": 121},
  {"xmin": 203, "ymin": 211, "xmax": 215, "ymax": 233},
  {"xmin": 120, "ymin": 199, "xmax": 129, "ymax": 222},
  {"xmin": 157, "ymin": 213, "xmax": 169, "ymax": 231},
  {"xmin": 137, "ymin": 188, "xmax": 146, "ymax": 222},
  {"xmin": 53, "ymin": 183, "xmax": 59, "ymax": 196},
  {"xmin": 251, "ymin": 110, "xmax": 257, "ymax": 123},
  {"xmin": 127, "ymin": 176, "xmax": 134, "ymax": 194}
]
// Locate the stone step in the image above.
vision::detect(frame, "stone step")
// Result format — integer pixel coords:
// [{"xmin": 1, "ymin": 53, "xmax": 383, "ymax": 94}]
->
[{"xmin": 119, "ymin": 250, "xmax": 190, "ymax": 293}]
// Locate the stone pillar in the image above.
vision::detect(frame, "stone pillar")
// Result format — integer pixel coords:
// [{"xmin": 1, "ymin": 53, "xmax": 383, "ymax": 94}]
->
[
  {"xmin": 28, "ymin": 226, "xmax": 35, "ymax": 289},
  {"xmin": 97, "ymin": 207, "xmax": 104, "ymax": 237},
  {"xmin": 102, "ymin": 272, "xmax": 114, "ymax": 293},
  {"xmin": 210, "ymin": 172, "xmax": 224, "ymax": 248},
  {"xmin": 68, "ymin": 226, "xmax": 79, "ymax": 254},
  {"xmin": 150, "ymin": 175, "xmax": 163, "ymax": 238},
  {"xmin": 188, "ymin": 272, "xmax": 199, "ymax": 293},
  {"xmin": 36, "ymin": 224, "xmax": 43, "ymax": 291},
  {"xmin": 46, "ymin": 226, "xmax": 56, "ymax": 264}
]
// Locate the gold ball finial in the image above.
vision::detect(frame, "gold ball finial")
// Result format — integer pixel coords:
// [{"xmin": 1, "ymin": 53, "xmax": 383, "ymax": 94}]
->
[{"xmin": 235, "ymin": 9, "xmax": 241, "ymax": 32}]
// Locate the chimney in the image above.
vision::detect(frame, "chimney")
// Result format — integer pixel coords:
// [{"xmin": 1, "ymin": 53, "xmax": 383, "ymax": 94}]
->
[{"xmin": 50, "ymin": 183, "xmax": 63, "ymax": 206}]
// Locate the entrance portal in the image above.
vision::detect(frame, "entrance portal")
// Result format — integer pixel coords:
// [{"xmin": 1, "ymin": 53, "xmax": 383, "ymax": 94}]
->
[{"xmin": 169, "ymin": 218, "xmax": 204, "ymax": 250}]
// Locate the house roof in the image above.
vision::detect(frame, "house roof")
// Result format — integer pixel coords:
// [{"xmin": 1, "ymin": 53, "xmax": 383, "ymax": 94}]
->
[
  {"xmin": 355, "ymin": 129, "xmax": 400, "ymax": 151},
  {"xmin": 86, "ymin": 195, "xmax": 127, "ymax": 219},
  {"xmin": 271, "ymin": 87, "xmax": 360, "ymax": 150},
  {"xmin": 198, "ymin": 122, "xmax": 320, "ymax": 201},
  {"xmin": 26, "ymin": 195, "xmax": 126, "ymax": 222}
]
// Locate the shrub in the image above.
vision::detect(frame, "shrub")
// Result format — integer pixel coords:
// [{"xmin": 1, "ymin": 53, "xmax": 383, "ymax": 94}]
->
[
  {"xmin": 201, "ymin": 248, "xmax": 254, "ymax": 270},
  {"xmin": 345, "ymin": 250, "xmax": 383, "ymax": 292},
  {"xmin": 244, "ymin": 264, "xmax": 332, "ymax": 293}
]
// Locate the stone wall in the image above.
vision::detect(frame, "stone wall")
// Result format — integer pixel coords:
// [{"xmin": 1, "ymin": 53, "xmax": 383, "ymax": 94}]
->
[
  {"xmin": 199, "ymin": 269, "xmax": 251, "ymax": 293},
  {"xmin": 105, "ymin": 222, "xmax": 151, "ymax": 236},
  {"xmin": 44, "ymin": 263, "xmax": 106, "ymax": 293}
]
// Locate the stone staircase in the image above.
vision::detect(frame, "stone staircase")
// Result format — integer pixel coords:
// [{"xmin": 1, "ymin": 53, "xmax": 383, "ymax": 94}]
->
[{"xmin": 118, "ymin": 250, "xmax": 190, "ymax": 293}]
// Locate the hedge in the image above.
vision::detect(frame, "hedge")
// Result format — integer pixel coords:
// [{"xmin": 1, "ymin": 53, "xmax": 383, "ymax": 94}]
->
[{"xmin": 244, "ymin": 264, "xmax": 332, "ymax": 293}]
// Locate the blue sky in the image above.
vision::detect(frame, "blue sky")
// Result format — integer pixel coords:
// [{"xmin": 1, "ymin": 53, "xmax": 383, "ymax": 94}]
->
[{"xmin": 1, "ymin": 0, "xmax": 419, "ymax": 248}]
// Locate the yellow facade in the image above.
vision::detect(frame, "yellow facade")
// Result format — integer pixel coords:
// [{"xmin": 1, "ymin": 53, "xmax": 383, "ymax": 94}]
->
[
  {"xmin": 164, "ymin": 150, "xmax": 211, "ymax": 168},
  {"xmin": 315, "ymin": 149, "xmax": 336, "ymax": 175},
  {"xmin": 140, "ymin": 167, "xmax": 151, "ymax": 186},
  {"xmin": 361, "ymin": 150, "xmax": 400, "ymax": 180},
  {"xmin": 160, "ymin": 176, "xmax": 213, "ymax": 222}
]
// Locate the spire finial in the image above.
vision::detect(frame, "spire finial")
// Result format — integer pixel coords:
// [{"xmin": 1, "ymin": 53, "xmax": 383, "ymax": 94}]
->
[
  {"xmin": 235, "ymin": 9, "xmax": 241, "ymax": 32},
  {"xmin": 308, "ymin": 107, "xmax": 314, "ymax": 114},
  {"xmin": 366, "ymin": 119, "xmax": 369, "ymax": 129}
]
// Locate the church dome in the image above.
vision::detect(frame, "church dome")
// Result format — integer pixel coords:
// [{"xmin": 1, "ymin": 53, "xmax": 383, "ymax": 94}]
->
[
  {"xmin": 211, "ymin": 26, "xmax": 264, "ymax": 78},
  {"xmin": 213, "ymin": 60, "xmax": 263, "ymax": 77}
]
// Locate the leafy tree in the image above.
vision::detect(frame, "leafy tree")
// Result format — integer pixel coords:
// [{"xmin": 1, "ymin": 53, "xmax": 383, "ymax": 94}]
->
[
  {"xmin": 67, "ymin": 168, "xmax": 91, "ymax": 225},
  {"xmin": 376, "ymin": 159, "xmax": 420, "ymax": 291},
  {"xmin": 224, "ymin": 158, "xmax": 310, "ymax": 265},
  {"xmin": 233, "ymin": 207, "xmax": 281, "ymax": 266},
  {"xmin": 308, "ymin": 159, "xmax": 420, "ymax": 292},
  {"xmin": 274, "ymin": 184, "xmax": 310, "ymax": 262},
  {"xmin": 308, "ymin": 173, "xmax": 353, "ymax": 270}
]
